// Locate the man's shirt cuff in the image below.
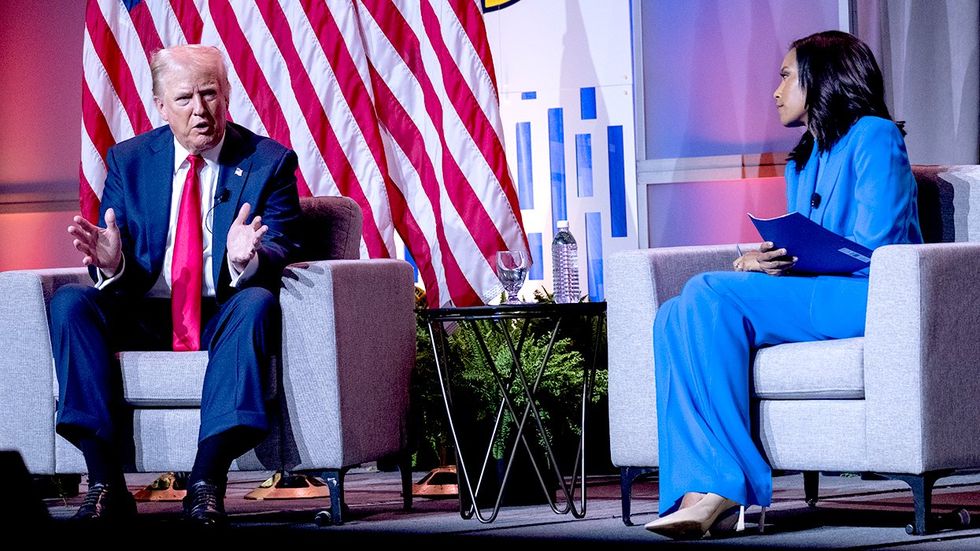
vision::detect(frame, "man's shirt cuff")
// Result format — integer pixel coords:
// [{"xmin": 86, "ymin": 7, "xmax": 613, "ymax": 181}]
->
[
  {"xmin": 228, "ymin": 254, "xmax": 259, "ymax": 288},
  {"xmin": 94, "ymin": 255, "xmax": 125, "ymax": 290}
]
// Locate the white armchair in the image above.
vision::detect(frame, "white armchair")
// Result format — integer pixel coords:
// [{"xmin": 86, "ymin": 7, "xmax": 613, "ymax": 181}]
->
[
  {"xmin": 607, "ymin": 165, "xmax": 980, "ymax": 534},
  {"xmin": 0, "ymin": 196, "xmax": 417, "ymax": 526}
]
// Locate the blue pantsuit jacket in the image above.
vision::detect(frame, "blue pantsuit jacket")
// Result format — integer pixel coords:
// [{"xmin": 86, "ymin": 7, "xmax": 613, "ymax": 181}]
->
[{"xmin": 654, "ymin": 116, "xmax": 923, "ymax": 514}]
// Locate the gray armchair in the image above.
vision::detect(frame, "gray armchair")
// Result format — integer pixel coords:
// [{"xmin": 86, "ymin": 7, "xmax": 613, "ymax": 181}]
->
[
  {"xmin": 607, "ymin": 165, "xmax": 980, "ymax": 534},
  {"xmin": 0, "ymin": 195, "xmax": 417, "ymax": 525}
]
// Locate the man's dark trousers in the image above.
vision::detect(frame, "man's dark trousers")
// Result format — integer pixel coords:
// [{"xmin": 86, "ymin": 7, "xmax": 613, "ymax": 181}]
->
[{"xmin": 50, "ymin": 283, "xmax": 280, "ymax": 453}]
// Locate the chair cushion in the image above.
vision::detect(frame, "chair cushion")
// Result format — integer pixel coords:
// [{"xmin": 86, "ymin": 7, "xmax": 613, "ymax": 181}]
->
[
  {"xmin": 752, "ymin": 337, "xmax": 864, "ymax": 399},
  {"xmin": 108, "ymin": 351, "xmax": 277, "ymax": 407},
  {"xmin": 117, "ymin": 351, "xmax": 209, "ymax": 407},
  {"xmin": 913, "ymin": 165, "xmax": 980, "ymax": 243},
  {"xmin": 297, "ymin": 195, "xmax": 363, "ymax": 261}
]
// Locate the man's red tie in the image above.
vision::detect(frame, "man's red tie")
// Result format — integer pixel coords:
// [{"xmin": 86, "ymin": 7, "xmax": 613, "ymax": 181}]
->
[{"xmin": 172, "ymin": 154, "xmax": 204, "ymax": 351}]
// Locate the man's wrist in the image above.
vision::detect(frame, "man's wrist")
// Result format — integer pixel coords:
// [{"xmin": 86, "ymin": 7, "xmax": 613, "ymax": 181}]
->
[
  {"xmin": 95, "ymin": 254, "xmax": 125, "ymax": 289},
  {"xmin": 228, "ymin": 253, "xmax": 260, "ymax": 287},
  {"xmin": 102, "ymin": 257, "xmax": 123, "ymax": 278},
  {"xmin": 102, "ymin": 254, "xmax": 124, "ymax": 276}
]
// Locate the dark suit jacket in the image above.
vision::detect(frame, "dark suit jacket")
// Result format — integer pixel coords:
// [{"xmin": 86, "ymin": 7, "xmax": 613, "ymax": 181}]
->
[{"xmin": 95, "ymin": 122, "xmax": 301, "ymax": 303}]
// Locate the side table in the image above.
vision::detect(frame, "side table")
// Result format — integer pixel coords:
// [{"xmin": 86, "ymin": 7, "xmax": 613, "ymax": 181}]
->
[{"xmin": 419, "ymin": 301, "xmax": 606, "ymax": 523}]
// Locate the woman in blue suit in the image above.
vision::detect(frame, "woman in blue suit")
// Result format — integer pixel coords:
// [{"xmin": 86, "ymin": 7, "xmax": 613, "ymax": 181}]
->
[{"xmin": 644, "ymin": 31, "xmax": 923, "ymax": 539}]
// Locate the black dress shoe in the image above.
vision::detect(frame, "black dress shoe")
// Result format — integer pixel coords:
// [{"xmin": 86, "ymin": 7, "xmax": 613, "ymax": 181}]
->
[
  {"xmin": 183, "ymin": 479, "xmax": 226, "ymax": 526},
  {"xmin": 71, "ymin": 482, "xmax": 137, "ymax": 522}
]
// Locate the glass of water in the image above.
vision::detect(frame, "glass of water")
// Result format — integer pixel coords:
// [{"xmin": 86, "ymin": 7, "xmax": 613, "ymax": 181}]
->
[{"xmin": 496, "ymin": 250, "xmax": 529, "ymax": 304}]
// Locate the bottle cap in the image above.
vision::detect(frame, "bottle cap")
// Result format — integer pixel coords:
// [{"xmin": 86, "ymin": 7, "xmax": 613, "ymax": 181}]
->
[{"xmin": 557, "ymin": 220, "xmax": 569, "ymax": 229}]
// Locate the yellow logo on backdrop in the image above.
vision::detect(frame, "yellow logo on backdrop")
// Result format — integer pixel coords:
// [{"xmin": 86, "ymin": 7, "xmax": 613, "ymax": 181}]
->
[{"xmin": 482, "ymin": 0, "xmax": 521, "ymax": 13}]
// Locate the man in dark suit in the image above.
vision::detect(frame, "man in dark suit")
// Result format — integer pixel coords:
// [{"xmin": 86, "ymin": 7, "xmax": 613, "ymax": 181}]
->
[{"xmin": 51, "ymin": 44, "xmax": 300, "ymax": 526}]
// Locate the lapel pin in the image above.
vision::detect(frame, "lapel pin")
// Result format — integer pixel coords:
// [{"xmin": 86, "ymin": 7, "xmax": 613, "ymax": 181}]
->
[{"xmin": 235, "ymin": 167, "xmax": 244, "ymax": 177}]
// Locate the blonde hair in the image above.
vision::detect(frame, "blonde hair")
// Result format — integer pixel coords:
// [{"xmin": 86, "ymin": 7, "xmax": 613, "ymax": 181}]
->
[{"xmin": 150, "ymin": 44, "xmax": 230, "ymax": 99}]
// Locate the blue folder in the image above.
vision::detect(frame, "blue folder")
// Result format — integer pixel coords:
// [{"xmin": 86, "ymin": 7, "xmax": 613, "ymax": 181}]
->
[{"xmin": 748, "ymin": 212, "xmax": 873, "ymax": 274}]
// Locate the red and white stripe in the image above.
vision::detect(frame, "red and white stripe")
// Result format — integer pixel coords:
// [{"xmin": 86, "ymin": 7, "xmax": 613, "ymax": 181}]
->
[{"xmin": 81, "ymin": 0, "xmax": 528, "ymax": 307}]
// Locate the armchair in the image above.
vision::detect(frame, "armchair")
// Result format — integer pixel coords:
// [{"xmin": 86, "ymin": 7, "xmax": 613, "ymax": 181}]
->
[
  {"xmin": 0, "ymin": 195, "xmax": 417, "ymax": 526},
  {"xmin": 607, "ymin": 165, "xmax": 980, "ymax": 534}
]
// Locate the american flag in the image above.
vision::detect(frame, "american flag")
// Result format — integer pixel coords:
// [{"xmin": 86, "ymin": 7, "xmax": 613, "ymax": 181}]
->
[{"xmin": 81, "ymin": 0, "xmax": 528, "ymax": 308}]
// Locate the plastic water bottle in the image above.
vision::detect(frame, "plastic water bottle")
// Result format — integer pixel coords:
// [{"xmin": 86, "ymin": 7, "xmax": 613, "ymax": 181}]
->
[{"xmin": 552, "ymin": 220, "xmax": 580, "ymax": 303}]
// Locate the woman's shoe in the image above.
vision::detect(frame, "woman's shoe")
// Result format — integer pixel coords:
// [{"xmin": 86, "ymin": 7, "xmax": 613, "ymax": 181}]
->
[
  {"xmin": 643, "ymin": 493, "xmax": 740, "ymax": 539},
  {"xmin": 709, "ymin": 505, "xmax": 769, "ymax": 536},
  {"xmin": 708, "ymin": 504, "xmax": 743, "ymax": 534}
]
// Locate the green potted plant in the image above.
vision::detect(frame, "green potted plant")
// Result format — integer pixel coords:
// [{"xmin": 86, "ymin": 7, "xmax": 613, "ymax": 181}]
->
[{"xmin": 410, "ymin": 287, "xmax": 608, "ymax": 505}]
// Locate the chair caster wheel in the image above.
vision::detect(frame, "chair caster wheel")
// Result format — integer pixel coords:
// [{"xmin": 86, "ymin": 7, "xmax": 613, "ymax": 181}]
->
[
  {"xmin": 314, "ymin": 510, "xmax": 333, "ymax": 526},
  {"xmin": 806, "ymin": 498, "xmax": 818, "ymax": 508},
  {"xmin": 906, "ymin": 507, "xmax": 973, "ymax": 535},
  {"xmin": 953, "ymin": 508, "xmax": 971, "ymax": 528}
]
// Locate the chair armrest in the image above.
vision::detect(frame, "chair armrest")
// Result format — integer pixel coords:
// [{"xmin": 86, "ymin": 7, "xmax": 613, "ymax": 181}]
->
[
  {"xmin": 0, "ymin": 268, "xmax": 90, "ymax": 474},
  {"xmin": 276, "ymin": 259, "xmax": 416, "ymax": 470},
  {"xmin": 864, "ymin": 242, "xmax": 980, "ymax": 473},
  {"xmin": 605, "ymin": 244, "xmax": 740, "ymax": 467}
]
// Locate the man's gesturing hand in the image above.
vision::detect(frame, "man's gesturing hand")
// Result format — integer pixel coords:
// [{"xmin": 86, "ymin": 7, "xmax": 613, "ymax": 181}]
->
[
  {"xmin": 227, "ymin": 203, "xmax": 268, "ymax": 272},
  {"xmin": 69, "ymin": 208, "xmax": 123, "ymax": 277}
]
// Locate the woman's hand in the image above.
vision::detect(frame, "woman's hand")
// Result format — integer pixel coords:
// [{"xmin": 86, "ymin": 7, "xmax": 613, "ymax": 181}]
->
[{"xmin": 733, "ymin": 242, "xmax": 797, "ymax": 276}]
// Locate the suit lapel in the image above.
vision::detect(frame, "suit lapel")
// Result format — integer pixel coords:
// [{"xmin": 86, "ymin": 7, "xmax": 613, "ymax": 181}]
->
[
  {"xmin": 211, "ymin": 124, "xmax": 253, "ymax": 287},
  {"xmin": 797, "ymin": 146, "xmax": 820, "ymax": 215},
  {"xmin": 812, "ymin": 142, "xmax": 847, "ymax": 225},
  {"xmin": 146, "ymin": 128, "xmax": 176, "ymax": 266}
]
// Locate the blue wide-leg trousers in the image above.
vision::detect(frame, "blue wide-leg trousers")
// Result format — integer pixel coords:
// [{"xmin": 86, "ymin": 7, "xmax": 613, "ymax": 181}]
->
[{"xmin": 654, "ymin": 271, "xmax": 866, "ymax": 515}]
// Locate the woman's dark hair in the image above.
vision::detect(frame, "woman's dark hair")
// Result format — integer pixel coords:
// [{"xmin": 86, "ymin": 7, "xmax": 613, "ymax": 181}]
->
[{"xmin": 787, "ymin": 30, "xmax": 901, "ymax": 171}]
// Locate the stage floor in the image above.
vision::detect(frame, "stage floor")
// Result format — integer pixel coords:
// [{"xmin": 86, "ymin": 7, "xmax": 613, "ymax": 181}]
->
[{"xmin": 40, "ymin": 468, "xmax": 980, "ymax": 548}]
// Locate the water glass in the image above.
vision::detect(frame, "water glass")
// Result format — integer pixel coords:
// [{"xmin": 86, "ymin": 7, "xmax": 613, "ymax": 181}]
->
[{"xmin": 496, "ymin": 250, "xmax": 529, "ymax": 304}]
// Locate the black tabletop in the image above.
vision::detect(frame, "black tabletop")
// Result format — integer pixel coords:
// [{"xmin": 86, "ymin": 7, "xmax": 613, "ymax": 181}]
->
[{"xmin": 418, "ymin": 301, "xmax": 606, "ymax": 322}]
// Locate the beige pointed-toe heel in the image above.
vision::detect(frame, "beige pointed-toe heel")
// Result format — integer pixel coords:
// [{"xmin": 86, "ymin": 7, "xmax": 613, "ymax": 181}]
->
[
  {"xmin": 644, "ymin": 493, "xmax": 740, "ymax": 540},
  {"xmin": 710, "ymin": 504, "xmax": 769, "ymax": 536}
]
